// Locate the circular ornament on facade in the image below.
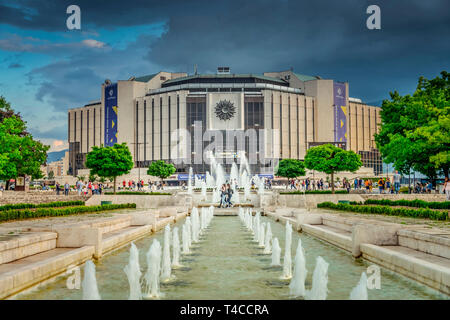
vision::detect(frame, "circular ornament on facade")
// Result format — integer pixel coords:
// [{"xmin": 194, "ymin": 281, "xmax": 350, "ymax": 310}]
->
[{"xmin": 215, "ymin": 100, "xmax": 236, "ymax": 121}]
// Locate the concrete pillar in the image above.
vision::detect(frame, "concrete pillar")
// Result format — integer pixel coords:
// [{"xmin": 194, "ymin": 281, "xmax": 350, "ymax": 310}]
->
[{"xmin": 351, "ymin": 224, "xmax": 399, "ymax": 257}]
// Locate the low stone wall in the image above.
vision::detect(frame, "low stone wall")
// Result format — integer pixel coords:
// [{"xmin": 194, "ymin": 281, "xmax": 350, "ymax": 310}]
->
[
  {"xmin": 86, "ymin": 194, "xmax": 186, "ymax": 209},
  {"xmin": 0, "ymin": 191, "xmax": 87, "ymax": 205},
  {"xmin": 0, "ymin": 232, "xmax": 57, "ymax": 264}
]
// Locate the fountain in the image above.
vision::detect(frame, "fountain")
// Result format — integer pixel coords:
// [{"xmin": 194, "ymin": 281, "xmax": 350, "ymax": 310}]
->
[
  {"xmin": 201, "ymin": 180, "xmax": 207, "ymax": 201},
  {"xmin": 238, "ymin": 151, "xmax": 251, "ymax": 183},
  {"xmin": 252, "ymin": 214, "xmax": 259, "ymax": 242},
  {"xmin": 263, "ymin": 223, "xmax": 272, "ymax": 254},
  {"xmin": 212, "ymin": 188, "xmax": 220, "ymax": 204},
  {"xmin": 271, "ymin": 238, "xmax": 281, "ymax": 266},
  {"xmin": 191, "ymin": 207, "xmax": 200, "ymax": 242},
  {"xmin": 231, "ymin": 183, "xmax": 240, "ymax": 204},
  {"xmin": 306, "ymin": 256, "xmax": 329, "ymax": 300},
  {"xmin": 208, "ymin": 206, "xmax": 214, "ymax": 225},
  {"xmin": 123, "ymin": 242, "xmax": 142, "ymax": 300},
  {"xmin": 194, "ymin": 174, "xmax": 202, "ymax": 189},
  {"xmin": 161, "ymin": 225, "xmax": 172, "ymax": 281},
  {"xmin": 205, "ymin": 171, "xmax": 215, "ymax": 189},
  {"xmin": 282, "ymin": 221, "xmax": 293, "ymax": 279},
  {"xmin": 242, "ymin": 170, "xmax": 251, "ymax": 201},
  {"xmin": 185, "ymin": 217, "xmax": 192, "ymax": 248},
  {"xmin": 215, "ymin": 162, "xmax": 226, "ymax": 190},
  {"xmin": 181, "ymin": 224, "xmax": 190, "ymax": 254},
  {"xmin": 350, "ymin": 272, "xmax": 368, "ymax": 300},
  {"xmin": 172, "ymin": 227, "xmax": 181, "ymax": 267},
  {"xmin": 257, "ymin": 176, "xmax": 265, "ymax": 195},
  {"xmin": 82, "ymin": 260, "xmax": 101, "ymax": 300},
  {"xmin": 289, "ymin": 239, "xmax": 307, "ymax": 298},
  {"xmin": 258, "ymin": 222, "xmax": 265, "ymax": 248},
  {"xmin": 253, "ymin": 212, "xmax": 260, "ymax": 242},
  {"xmin": 143, "ymin": 239, "xmax": 162, "ymax": 299},
  {"xmin": 187, "ymin": 167, "xmax": 193, "ymax": 195},
  {"xmin": 230, "ymin": 162, "xmax": 239, "ymax": 187}
]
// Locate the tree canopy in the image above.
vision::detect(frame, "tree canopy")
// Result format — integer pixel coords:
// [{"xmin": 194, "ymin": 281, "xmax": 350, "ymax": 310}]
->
[
  {"xmin": 147, "ymin": 160, "xmax": 176, "ymax": 181},
  {"xmin": 275, "ymin": 159, "xmax": 306, "ymax": 180},
  {"xmin": 0, "ymin": 97, "xmax": 48, "ymax": 185},
  {"xmin": 375, "ymin": 71, "xmax": 449, "ymax": 181},
  {"xmin": 304, "ymin": 144, "xmax": 362, "ymax": 193},
  {"xmin": 85, "ymin": 143, "xmax": 134, "ymax": 193}
]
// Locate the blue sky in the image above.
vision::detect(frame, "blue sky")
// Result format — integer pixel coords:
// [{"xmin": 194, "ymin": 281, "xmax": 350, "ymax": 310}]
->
[{"xmin": 0, "ymin": 0, "xmax": 448, "ymax": 152}]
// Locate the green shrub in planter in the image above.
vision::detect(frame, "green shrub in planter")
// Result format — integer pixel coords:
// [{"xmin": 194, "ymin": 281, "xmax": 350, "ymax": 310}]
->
[
  {"xmin": 363, "ymin": 199, "xmax": 450, "ymax": 210},
  {"xmin": 0, "ymin": 200, "xmax": 85, "ymax": 212},
  {"xmin": 0, "ymin": 203, "xmax": 136, "ymax": 222},
  {"xmin": 317, "ymin": 202, "xmax": 448, "ymax": 221}
]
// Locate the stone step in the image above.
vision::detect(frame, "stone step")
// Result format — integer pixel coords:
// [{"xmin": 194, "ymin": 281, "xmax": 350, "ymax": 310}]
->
[{"xmin": 0, "ymin": 246, "xmax": 94, "ymax": 299}]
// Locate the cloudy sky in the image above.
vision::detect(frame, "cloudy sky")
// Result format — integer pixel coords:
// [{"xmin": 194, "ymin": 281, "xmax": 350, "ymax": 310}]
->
[{"xmin": 0, "ymin": 0, "xmax": 448, "ymax": 151}]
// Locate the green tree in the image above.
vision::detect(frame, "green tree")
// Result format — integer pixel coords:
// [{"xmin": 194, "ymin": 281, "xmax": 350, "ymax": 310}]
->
[
  {"xmin": 275, "ymin": 159, "xmax": 306, "ymax": 185},
  {"xmin": 0, "ymin": 106, "xmax": 48, "ymax": 189},
  {"xmin": 304, "ymin": 144, "xmax": 362, "ymax": 194},
  {"xmin": 85, "ymin": 143, "xmax": 134, "ymax": 194},
  {"xmin": 375, "ymin": 71, "xmax": 449, "ymax": 182},
  {"xmin": 48, "ymin": 171, "xmax": 55, "ymax": 180},
  {"xmin": 147, "ymin": 160, "xmax": 176, "ymax": 182},
  {"xmin": 89, "ymin": 172, "xmax": 97, "ymax": 182}
]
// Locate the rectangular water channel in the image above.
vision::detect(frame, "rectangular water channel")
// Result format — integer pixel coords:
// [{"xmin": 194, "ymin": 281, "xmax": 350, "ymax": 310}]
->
[{"xmin": 15, "ymin": 215, "xmax": 448, "ymax": 300}]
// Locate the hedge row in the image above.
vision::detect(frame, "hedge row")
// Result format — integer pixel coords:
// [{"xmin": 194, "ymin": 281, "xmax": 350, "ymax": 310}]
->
[
  {"xmin": 104, "ymin": 191, "xmax": 171, "ymax": 195},
  {"xmin": 317, "ymin": 202, "xmax": 448, "ymax": 221},
  {"xmin": 0, "ymin": 203, "xmax": 136, "ymax": 222},
  {"xmin": 280, "ymin": 190, "xmax": 349, "ymax": 195},
  {"xmin": 0, "ymin": 200, "xmax": 85, "ymax": 212},
  {"xmin": 362, "ymin": 199, "xmax": 450, "ymax": 210}
]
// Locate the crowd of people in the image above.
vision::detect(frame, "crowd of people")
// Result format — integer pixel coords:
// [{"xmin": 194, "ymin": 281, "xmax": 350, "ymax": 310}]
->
[
  {"xmin": 284, "ymin": 173, "xmax": 437, "ymax": 195},
  {"xmin": 1, "ymin": 174, "xmax": 449, "ymax": 200}
]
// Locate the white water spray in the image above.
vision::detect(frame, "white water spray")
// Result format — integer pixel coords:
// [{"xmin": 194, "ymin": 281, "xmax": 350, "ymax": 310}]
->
[
  {"xmin": 123, "ymin": 242, "xmax": 142, "ymax": 300},
  {"xmin": 82, "ymin": 260, "xmax": 101, "ymax": 300},
  {"xmin": 289, "ymin": 239, "xmax": 307, "ymax": 297}
]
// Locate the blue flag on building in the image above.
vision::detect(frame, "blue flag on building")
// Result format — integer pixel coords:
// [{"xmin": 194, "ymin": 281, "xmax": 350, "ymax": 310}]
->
[
  {"xmin": 333, "ymin": 82, "xmax": 347, "ymax": 143},
  {"xmin": 104, "ymin": 83, "xmax": 118, "ymax": 146}
]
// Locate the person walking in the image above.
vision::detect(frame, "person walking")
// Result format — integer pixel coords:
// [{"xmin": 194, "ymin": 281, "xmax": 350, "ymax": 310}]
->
[
  {"xmin": 64, "ymin": 182, "xmax": 69, "ymax": 196},
  {"xmin": 55, "ymin": 182, "xmax": 60, "ymax": 195},
  {"xmin": 392, "ymin": 171, "xmax": 400, "ymax": 194},
  {"xmin": 76, "ymin": 180, "xmax": 82, "ymax": 196},
  {"xmin": 444, "ymin": 178, "xmax": 450, "ymax": 201},
  {"xmin": 219, "ymin": 184, "xmax": 226, "ymax": 208},
  {"xmin": 227, "ymin": 183, "xmax": 234, "ymax": 207}
]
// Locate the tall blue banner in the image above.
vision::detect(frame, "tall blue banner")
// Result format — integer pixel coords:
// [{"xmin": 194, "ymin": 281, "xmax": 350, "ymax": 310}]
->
[
  {"xmin": 333, "ymin": 82, "xmax": 347, "ymax": 143},
  {"xmin": 104, "ymin": 83, "xmax": 118, "ymax": 146}
]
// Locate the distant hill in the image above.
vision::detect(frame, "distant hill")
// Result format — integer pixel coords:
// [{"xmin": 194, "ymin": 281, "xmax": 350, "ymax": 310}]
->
[{"xmin": 47, "ymin": 149, "xmax": 68, "ymax": 163}]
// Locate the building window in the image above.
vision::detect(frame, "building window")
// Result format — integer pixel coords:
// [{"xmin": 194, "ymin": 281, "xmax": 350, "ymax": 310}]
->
[
  {"xmin": 144, "ymin": 100, "xmax": 147, "ymax": 161},
  {"xmin": 186, "ymin": 96, "xmax": 206, "ymax": 173},
  {"xmin": 152, "ymin": 99, "xmax": 155, "ymax": 160}
]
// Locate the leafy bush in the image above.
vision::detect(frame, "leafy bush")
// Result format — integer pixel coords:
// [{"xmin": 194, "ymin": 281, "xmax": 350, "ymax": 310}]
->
[
  {"xmin": 363, "ymin": 199, "xmax": 450, "ymax": 209},
  {"xmin": 280, "ymin": 190, "xmax": 349, "ymax": 195},
  {"xmin": 0, "ymin": 203, "xmax": 136, "ymax": 222},
  {"xmin": 0, "ymin": 200, "xmax": 85, "ymax": 212},
  {"xmin": 317, "ymin": 202, "xmax": 448, "ymax": 221},
  {"xmin": 104, "ymin": 191, "xmax": 171, "ymax": 195}
]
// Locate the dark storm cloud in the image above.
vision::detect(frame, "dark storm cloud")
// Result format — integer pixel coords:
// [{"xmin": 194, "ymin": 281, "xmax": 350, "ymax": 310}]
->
[
  {"xmin": 8, "ymin": 62, "xmax": 23, "ymax": 68},
  {"xmin": 29, "ymin": 124, "xmax": 67, "ymax": 140},
  {"xmin": 3, "ymin": 0, "xmax": 450, "ymax": 106}
]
